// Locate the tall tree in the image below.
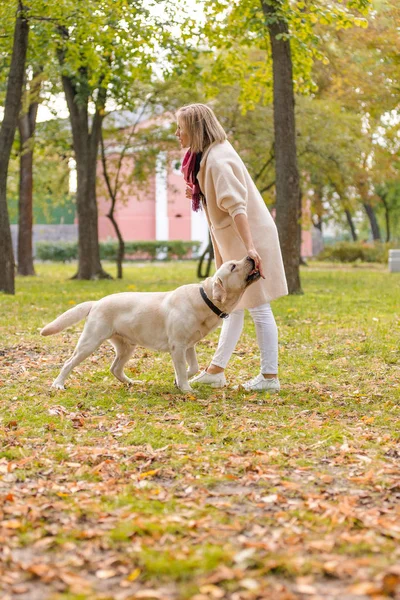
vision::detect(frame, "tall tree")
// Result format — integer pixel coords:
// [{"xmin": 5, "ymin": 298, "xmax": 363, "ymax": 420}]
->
[
  {"xmin": 16, "ymin": 2, "xmax": 57, "ymax": 276},
  {"xmin": 0, "ymin": 1, "xmax": 29, "ymax": 294},
  {"xmin": 46, "ymin": 0, "xmax": 189, "ymax": 280},
  {"xmin": 202, "ymin": 0, "xmax": 371, "ymax": 293},
  {"xmin": 261, "ymin": 0, "xmax": 301, "ymax": 293},
  {"xmin": 57, "ymin": 33, "xmax": 110, "ymax": 280},
  {"xmin": 17, "ymin": 68, "xmax": 42, "ymax": 276},
  {"xmin": 373, "ymin": 140, "xmax": 400, "ymax": 242},
  {"xmin": 375, "ymin": 182, "xmax": 400, "ymax": 243}
]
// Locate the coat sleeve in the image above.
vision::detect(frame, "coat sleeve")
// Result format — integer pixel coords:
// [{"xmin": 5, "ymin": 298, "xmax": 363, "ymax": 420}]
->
[{"xmin": 208, "ymin": 160, "xmax": 248, "ymax": 219}]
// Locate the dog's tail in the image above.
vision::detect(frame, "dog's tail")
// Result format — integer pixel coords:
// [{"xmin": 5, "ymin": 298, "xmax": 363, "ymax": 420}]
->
[{"xmin": 40, "ymin": 301, "xmax": 95, "ymax": 336}]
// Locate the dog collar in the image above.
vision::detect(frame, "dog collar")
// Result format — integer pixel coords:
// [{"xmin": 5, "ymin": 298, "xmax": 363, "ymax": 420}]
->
[{"xmin": 199, "ymin": 286, "xmax": 229, "ymax": 319}]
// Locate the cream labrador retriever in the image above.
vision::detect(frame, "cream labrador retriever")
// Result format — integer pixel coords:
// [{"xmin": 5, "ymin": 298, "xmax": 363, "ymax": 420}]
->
[{"xmin": 41, "ymin": 256, "xmax": 260, "ymax": 392}]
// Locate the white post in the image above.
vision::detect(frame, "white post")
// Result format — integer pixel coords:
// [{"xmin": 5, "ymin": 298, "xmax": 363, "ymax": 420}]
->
[
  {"xmin": 155, "ymin": 151, "xmax": 168, "ymax": 242},
  {"xmin": 68, "ymin": 157, "xmax": 77, "ymax": 194},
  {"xmin": 389, "ymin": 249, "xmax": 400, "ymax": 273}
]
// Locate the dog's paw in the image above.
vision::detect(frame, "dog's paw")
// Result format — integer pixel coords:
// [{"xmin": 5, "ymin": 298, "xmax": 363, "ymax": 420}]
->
[
  {"xmin": 51, "ymin": 381, "xmax": 66, "ymax": 391},
  {"xmin": 174, "ymin": 379, "xmax": 194, "ymax": 393},
  {"xmin": 187, "ymin": 370, "xmax": 198, "ymax": 378},
  {"xmin": 179, "ymin": 385, "xmax": 194, "ymax": 393}
]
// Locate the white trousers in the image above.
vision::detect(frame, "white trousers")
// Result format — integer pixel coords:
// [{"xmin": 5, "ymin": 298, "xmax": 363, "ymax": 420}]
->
[{"xmin": 211, "ymin": 303, "xmax": 278, "ymax": 374}]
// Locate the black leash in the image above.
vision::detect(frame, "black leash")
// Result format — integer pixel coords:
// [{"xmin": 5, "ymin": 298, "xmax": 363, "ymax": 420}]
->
[{"xmin": 199, "ymin": 286, "xmax": 229, "ymax": 319}]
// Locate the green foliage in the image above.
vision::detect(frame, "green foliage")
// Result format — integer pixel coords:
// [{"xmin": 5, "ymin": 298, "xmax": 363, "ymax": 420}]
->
[
  {"xmin": 6, "ymin": 115, "xmax": 74, "ymax": 225},
  {"xmin": 162, "ymin": 240, "xmax": 200, "ymax": 260},
  {"xmin": 373, "ymin": 167, "xmax": 400, "ymax": 243},
  {"xmin": 7, "ymin": 193, "xmax": 75, "ymax": 225},
  {"xmin": 9, "ymin": 0, "xmax": 196, "ymax": 111},
  {"xmin": 201, "ymin": 0, "xmax": 372, "ymax": 110},
  {"xmin": 309, "ymin": 1, "xmax": 400, "ymax": 239},
  {"xmin": 138, "ymin": 545, "xmax": 229, "ymax": 580},
  {"xmin": 36, "ymin": 240, "xmax": 202, "ymax": 262},
  {"xmin": 36, "ymin": 242, "xmax": 78, "ymax": 263},
  {"xmin": 317, "ymin": 241, "xmax": 396, "ymax": 263}
]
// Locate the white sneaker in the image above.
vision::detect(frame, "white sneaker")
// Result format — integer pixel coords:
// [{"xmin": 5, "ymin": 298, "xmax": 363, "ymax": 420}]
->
[
  {"xmin": 236, "ymin": 374, "xmax": 280, "ymax": 393},
  {"xmin": 189, "ymin": 370, "xmax": 227, "ymax": 388}
]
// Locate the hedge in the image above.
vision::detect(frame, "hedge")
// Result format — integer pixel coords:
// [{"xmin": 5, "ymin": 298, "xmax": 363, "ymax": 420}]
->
[
  {"xmin": 317, "ymin": 242, "xmax": 397, "ymax": 263},
  {"xmin": 36, "ymin": 240, "xmax": 202, "ymax": 263}
]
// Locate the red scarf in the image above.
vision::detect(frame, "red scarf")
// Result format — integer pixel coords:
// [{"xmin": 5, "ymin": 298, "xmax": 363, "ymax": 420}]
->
[{"xmin": 181, "ymin": 150, "xmax": 203, "ymax": 212}]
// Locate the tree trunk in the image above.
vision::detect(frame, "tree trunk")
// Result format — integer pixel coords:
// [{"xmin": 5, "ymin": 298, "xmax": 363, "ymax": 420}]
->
[
  {"xmin": 344, "ymin": 208, "xmax": 358, "ymax": 241},
  {"xmin": 0, "ymin": 2, "xmax": 29, "ymax": 294},
  {"xmin": 60, "ymin": 69, "xmax": 111, "ymax": 280},
  {"xmin": 17, "ymin": 72, "xmax": 41, "ymax": 276},
  {"xmin": 380, "ymin": 195, "xmax": 390, "ymax": 242},
  {"xmin": 262, "ymin": 0, "xmax": 302, "ymax": 294},
  {"xmin": 99, "ymin": 102, "xmax": 150, "ymax": 279},
  {"xmin": 363, "ymin": 203, "xmax": 381, "ymax": 241},
  {"xmin": 73, "ymin": 149, "xmax": 111, "ymax": 280},
  {"xmin": 107, "ymin": 212, "xmax": 125, "ymax": 279},
  {"xmin": 100, "ymin": 133, "xmax": 125, "ymax": 279}
]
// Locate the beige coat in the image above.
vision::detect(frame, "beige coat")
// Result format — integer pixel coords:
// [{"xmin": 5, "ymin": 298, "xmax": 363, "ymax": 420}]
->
[{"xmin": 197, "ymin": 140, "xmax": 288, "ymax": 309}]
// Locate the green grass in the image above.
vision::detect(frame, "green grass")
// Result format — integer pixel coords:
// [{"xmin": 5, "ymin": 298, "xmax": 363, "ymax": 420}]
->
[{"xmin": 0, "ymin": 261, "xmax": 399, "ymax": 599}]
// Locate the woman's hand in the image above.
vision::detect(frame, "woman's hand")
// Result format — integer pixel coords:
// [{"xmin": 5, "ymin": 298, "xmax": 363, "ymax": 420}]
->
[
  {"xmin": 185, "ymin": 184, "xmax": 192, "ymax": 199},
  {"xmin": 247, "ymin": 247, "xmax": 265, "ymax": 279}
]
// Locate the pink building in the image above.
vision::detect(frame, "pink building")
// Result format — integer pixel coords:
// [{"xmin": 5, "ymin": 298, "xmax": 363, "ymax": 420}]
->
[
  {"xmin": 97, "ymin": 149, "xmax": 209, "ymax": 254},
  {"xmin": 97, "ymin": 116, "xmax": 313, "ymax": 258}
]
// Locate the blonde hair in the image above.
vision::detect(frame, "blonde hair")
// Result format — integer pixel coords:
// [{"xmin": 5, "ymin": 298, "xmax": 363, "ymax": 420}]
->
[{"xmin": 176, "ymin": 103, "xmax": 227, "ymax": 153}]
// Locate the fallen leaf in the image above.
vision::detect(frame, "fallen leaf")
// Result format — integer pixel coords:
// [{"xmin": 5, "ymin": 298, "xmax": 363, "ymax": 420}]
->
[
  {"xmin": 347, "ymin": 581, "xmax": 381, "ymax": 594},
  {"xmin": 132, "ymin": 591, "xmax": 165, "ymax": 599},
  {"xmin": 138, "ymin": 469, "xmax": 160, "ymax": 479},
  {"xmin": 0, "ymin": 519, "xmax": 22, "ymax": 529},
  {"xmin": 381, "ymin": 571, "xmax": 400, "ymax": 595},
  {"xmin": 126, "ymin": 568, "xmax": 141, "ymax": 582},
  {"xmin": 261, "ymin": 494, "xmax": 278, "ymax": 504},
  {"xmin": 199, "ymin": 584, "xmax": 225, "ymax": 598},
  {"xmin": 95, "ymin": 569, "xmax": 117, "ymax": 579}
]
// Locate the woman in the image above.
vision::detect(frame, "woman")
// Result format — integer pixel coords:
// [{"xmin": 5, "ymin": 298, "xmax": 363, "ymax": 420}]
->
[{"xmin": 176, "ymin": 103, "xmax": 288, "ymax": 392}]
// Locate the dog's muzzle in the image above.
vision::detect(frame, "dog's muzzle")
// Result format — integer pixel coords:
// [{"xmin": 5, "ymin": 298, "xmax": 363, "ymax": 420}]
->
[
  {"xmin": 246, "ymin": 256, "xmax": 261, "ymax": 285},
  {"xmin": 245, "ymin": 256, "xmax": 260, "ymax": 284},
  {"xmin": 246, "ymin": 270, "xmax": 261, "ymax": 284},
  {"xmin": 246, "ymin": 256, "xmax": 256, "ymax": 269}
]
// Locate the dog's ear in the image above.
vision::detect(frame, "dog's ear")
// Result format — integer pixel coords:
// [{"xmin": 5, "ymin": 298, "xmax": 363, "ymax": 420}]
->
[{"xmin": 212, "ymin": 277, "xmax": 227, "ymax": 304}]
